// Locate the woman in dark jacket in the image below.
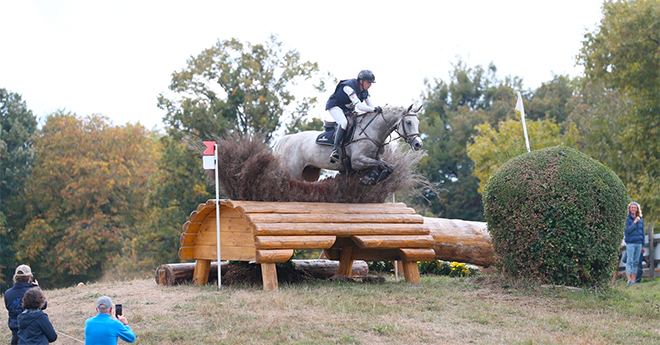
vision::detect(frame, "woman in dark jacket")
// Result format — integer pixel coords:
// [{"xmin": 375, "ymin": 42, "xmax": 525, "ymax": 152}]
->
[
  {"xmin": 17, "ymin": 288, "xmax": 57, "ymax": 344},
  {"xmin": 624, "ymin": 202, "xmax": 645, "ymax": 286}
]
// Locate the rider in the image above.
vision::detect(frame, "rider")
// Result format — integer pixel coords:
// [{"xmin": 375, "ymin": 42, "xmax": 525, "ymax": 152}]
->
[{"xmin": 326, "ymin": 70, "xmax": 383, "ymax": 163}]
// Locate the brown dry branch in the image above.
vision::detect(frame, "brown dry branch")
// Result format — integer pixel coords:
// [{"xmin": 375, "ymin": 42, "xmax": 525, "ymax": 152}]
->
[{"xmin": 188, "ymin": 133, "xmax": 432, "ymax": 203}]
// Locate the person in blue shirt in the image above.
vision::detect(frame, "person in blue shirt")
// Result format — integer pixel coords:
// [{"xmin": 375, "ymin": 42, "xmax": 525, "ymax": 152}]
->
[
  {"xmin": 325, "ymin": 70, "xmax": 382, "ymax": 163},
  {"xmin": 624, "ymin": 202, "xmax": 645, "ymax": 286},
  {"xmin": 84, "ymin": 296, "xmax": 135, "ymax": 345},
  {"xmin": 4, "ymin": 264, "xmax": 44, "ymax": 345}
]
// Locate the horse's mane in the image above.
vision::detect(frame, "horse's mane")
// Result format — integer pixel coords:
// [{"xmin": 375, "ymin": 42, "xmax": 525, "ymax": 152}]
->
[{"xmin": 190, "ymin": 133, "xmax": 429, "ymax": 203}]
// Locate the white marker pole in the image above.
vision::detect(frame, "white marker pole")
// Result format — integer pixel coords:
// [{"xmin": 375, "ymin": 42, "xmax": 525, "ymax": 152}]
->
[
  {"xmin": 515, "ymin": 91, "xmax": 531, "ymax": 153},
  {"xmin": 214, "ymin": 143, "xmax": 221, "ymax": 289}
]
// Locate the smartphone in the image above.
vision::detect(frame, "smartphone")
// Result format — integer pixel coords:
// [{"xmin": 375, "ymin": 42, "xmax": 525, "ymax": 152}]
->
[{"xmin": 115, "ymin": 304, "xmax": 123, "ymax": 318}]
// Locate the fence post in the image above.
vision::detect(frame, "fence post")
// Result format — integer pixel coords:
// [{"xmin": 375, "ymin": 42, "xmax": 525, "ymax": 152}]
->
[{"xmin": 649, "ymin": 223, "xmax": 655, "ymax": 281}]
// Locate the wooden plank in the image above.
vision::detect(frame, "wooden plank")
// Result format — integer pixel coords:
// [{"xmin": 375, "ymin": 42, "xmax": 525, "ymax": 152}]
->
[
  {"xmin": 337, "ymin": 247, "xmax": 354, "ymax": 277},
  {"xmin": 401, "ymin": 260, "xmax": 421, "ymax": 283},
  {"xmin": 256, "ymin": 249, "xmax": 294, "ymax": 263},
  {"xmin": 192, "ymin": 260, "xmax": 210, "ymax": 286},
  {"xmin": 178, "ymin": 247, "xmax": 194, "ymax": 260},
  {"xmin": 261, "ymin": 263, "xmax": 278, "ymax": 291},
  {"xmin": 246, "ymin": 213, "xmax": 423, "ymax": 224},
  {"xmin": 255, "ymin": 236, "xmax": 336, "ymax": 250},
  {"xmin": 195, "ymin": 230, "xmax": 256, "ymax": 247},
  {"xmin": 399, "ymin": 248, "xmax": 437, "ymax": 262},
  {"xmin": 180, "ymin": 233, "xmax": 196, "ymax": 246},
  {"xmin": 227, "ymin": 201, "xmax": 415, "ymax": 215},
  {"xmin": 351, "ymin": 235, "xmax": 435, "ymax": 248},
  {"xmin": 183, "ymin": 221, "xmax": 202, "ymax": 234},
  {"xmin": 253, "ymin": 223, "xmax": 430, "ymax": 236},
  {"xmin": 200, "ymin": 215, "xmax": 250, "ymax": 233},
  {"xmin": 193, "ymin": 245, "xmax": 256, "ymax": 261}
]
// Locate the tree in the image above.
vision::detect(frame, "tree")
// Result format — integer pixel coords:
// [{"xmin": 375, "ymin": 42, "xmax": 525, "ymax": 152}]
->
[
  {"xmin": 409, "ymin": 61, "xmax": 522, "ymax": 220},
  {"xmin": 0, "ymin": 88, "xmax": 37, "ymax": 287},
  {"xmin": 578, "ymin": 0, "xmax": 660, "ymax": 222},
  {"xmin": 141, "ymin": 36, "xmax": 327, "ymax": 269},
  {"xmin": 15, "ymin": 112, "xmax": 157, "ymax": 287},
  {"xmin": 158, "ymin": 35, "xmax": 326, "ymax": 143},
  {"xmin": 468, "ymin": 118, "xmax": 579, "ymax": 193}
]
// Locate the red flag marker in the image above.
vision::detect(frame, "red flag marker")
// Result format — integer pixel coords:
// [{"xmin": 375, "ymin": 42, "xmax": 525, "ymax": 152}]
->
[{"xmin": 203, "ymin": 141, "xmax": 216, "ymax": 155}]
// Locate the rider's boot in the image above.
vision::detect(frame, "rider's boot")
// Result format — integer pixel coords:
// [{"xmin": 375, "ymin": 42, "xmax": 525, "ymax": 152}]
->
[{"xmin": 330, "ymin": 126, "xmax": 346, "ymax": 163}]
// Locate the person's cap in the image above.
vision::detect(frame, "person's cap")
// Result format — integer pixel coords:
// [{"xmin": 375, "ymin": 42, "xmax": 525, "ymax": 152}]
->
[
  {"xmin": 96, "ymin": 296, "xmax": 113, "ymax": 310},
  {"xmin": 15, "ymin": 264, "xmax": 32, "ymax": 277}
]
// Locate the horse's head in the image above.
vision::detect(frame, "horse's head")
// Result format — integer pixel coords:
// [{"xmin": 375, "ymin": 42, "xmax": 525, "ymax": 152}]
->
[{"xmin": 396, "ymin": 105, "xmax": 423, "ymax": 151}]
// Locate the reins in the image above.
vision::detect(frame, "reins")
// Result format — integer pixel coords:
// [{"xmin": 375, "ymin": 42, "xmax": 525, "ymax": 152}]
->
[{"xmin": 348, "ymin": 110, "xmax": 419, "ymax": 149}]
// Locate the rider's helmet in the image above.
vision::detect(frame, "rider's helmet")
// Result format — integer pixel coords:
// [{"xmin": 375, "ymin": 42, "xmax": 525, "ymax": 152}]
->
[{"xmin": 357, "ymin": 70, "xmax": 376, "ymax": 83}]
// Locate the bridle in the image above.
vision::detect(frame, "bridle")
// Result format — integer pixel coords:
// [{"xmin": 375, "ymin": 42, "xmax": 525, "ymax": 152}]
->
[
  {"xmin": 351, "ymin": 109, "xmax": 420, "ymax": 149},
  {"xmin": 390, "ymin": 113, "xmax": 421, "ymax": 146}
]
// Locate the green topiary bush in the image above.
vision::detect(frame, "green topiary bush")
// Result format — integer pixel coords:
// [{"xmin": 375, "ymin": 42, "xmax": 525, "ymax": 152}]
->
[{"xmin": 482, "ymin": 146, "xmax": 627, "ymax": 287}]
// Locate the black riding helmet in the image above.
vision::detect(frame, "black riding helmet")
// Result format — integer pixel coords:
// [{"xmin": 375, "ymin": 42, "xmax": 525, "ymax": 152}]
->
[{"xmin": 357, "ymin": 70, "xmax": 376, "ymax": 83}]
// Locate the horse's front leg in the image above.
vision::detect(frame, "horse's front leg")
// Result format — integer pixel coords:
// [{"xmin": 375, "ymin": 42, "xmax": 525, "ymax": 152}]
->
[{"xmin": 351, "ymin": 155, "xmax": 394, "ymax": 185}]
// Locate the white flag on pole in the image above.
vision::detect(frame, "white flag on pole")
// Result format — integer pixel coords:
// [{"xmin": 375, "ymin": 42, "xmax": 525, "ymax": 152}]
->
[{"xmin": 515, "ymin": 91, "xmax": 531, "ymax": 153}]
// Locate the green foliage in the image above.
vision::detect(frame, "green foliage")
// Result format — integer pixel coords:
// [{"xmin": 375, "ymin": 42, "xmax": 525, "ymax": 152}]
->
[
  {"xmin": 158, "ymin": 35, "xmax": 325, "ymax": 143},
  {"xmin": 419, "ymin": 260, "xmax": 480, "ymax": 277},
  {"xmin": 408, "ymin": 61, "xmax": 522, "ymax": 221},
  {"xmin": 285, "ymin": 117, "xmax": 324, "ymax": 134},
  {"xmin": 369, "ymin": 260, "xmax": 480, "ymax": 277},
  {"xmin": 141, "ymin": 37, "xmax": 327, "ymax": 273},
  {"xmin": 483, "ymin": 146, "xmax": 628, "ymax": 287},
  {"xmin": 0, "ymin": 88, "xmax": 37, "ymax": 288},
  {"xmin": 15, "ymin": 112, "xmax": 158, "ymax": 287},
  {"xmin": 578, "ymin": 0, "xmax": 660, "ymax": 223},
  {"xmin": 468, "ymin": 118, "xmax": 579, "ymax": 193}
]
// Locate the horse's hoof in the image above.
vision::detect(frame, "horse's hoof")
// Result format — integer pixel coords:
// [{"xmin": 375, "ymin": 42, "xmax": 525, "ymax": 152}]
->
[{"xmin": 359, "ymin": 176, "xmax": 376, "ymax": 186}]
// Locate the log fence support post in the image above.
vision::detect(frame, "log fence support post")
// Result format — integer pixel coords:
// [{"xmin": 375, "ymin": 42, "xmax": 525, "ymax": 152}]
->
[
  {"xmin": 337, "ymin": 247, "xmax": 354, "ymax": 277},
  {"xmin": 261, "ymin": 263, "xmax": 278, "ymax": 291},
  {"xmin": 192, "ymin": 259, "xmax": 211, "ymax": 286}
]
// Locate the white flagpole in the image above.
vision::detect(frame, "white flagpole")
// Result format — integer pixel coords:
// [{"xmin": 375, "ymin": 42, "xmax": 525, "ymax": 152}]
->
[
  {"xmin": 214, "ymin": 144, "xmax": 221, "ymax": 289},
  {"xmin": 516, "ymin": 92, "xmax": 531, "ymax": 153}
]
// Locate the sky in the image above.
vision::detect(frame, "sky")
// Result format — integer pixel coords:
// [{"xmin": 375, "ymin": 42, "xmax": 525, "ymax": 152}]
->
[{"xmin": 1, "ymin": 0, "xmax": 605, "ymax": 131}]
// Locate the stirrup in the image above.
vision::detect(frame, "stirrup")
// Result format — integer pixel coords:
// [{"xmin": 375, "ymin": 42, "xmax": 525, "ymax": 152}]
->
[{"xmin": 330, "ymin": 149, "xmax": 340, "ymax": 163}]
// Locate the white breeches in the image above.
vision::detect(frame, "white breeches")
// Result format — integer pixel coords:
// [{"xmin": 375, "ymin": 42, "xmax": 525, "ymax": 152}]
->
[{"xmin": 328, "ymin": 106, "xmax": 347, "ymax": 129}]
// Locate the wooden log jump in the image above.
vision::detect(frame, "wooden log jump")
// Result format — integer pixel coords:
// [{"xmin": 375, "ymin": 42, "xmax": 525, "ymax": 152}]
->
[
  {"xmin": 179, "ymin": 200, "xmax": 435, "ymax": 291},
  {"xmin": 424, "ymin": 217, "xmax": 495, "ymax": 267}
]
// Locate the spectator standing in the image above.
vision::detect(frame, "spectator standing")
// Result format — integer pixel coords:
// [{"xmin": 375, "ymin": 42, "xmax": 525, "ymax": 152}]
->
[
  {"xmin": 84, "ymin": 296, "xmax": 135, "ymax": 345},
  {"xmin": 624, "ymin": 202, "xmax": 645, "ymax": 286},
  {"xmin": 17, "ymin": 288, "xmax": 57, "ymax": 344},
  {"xmin": 4, "ymin": 265, "xmax": 43, "ymax": 345}
]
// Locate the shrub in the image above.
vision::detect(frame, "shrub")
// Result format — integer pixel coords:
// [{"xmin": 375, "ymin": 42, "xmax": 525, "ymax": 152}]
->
[{"xmin": 482, "ymin": 146, "xmax": 627, "ymax": 287}]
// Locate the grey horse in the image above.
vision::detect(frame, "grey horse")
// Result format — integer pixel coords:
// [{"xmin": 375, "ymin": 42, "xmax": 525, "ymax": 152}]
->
[{"xmin": 273, "ymin": 104, "xmax": 423, "ymax": 185}]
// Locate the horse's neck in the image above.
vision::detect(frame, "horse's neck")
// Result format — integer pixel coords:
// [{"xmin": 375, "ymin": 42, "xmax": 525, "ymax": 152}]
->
[{"xmin": 356, "ymin": 110, "xmax": 401, "ymax": 141}]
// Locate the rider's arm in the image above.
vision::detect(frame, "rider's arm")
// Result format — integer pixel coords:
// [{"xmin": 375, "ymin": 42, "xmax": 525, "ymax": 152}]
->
[
  {"xmin": 343, "ymin": 85, "xmax": 376, "ymax": 112},
  {"xmin": 356, "ymin": 96, "xmax": 375, "ymax": 112}
]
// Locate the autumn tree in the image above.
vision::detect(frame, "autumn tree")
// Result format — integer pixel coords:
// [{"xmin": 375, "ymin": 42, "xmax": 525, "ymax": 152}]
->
[
  {"xmin": 0, "ymin": 88, "xmax": 37, "ymax": 287},
  {"xmin": 158, "ymin": 35, "xmax": 325, "ymax": 142},
  {"xmin": 408, "ymin": 61, "xmax": 522, "ymax": 220},
  {"xmin": 468, "ymin": 118, "xmax": 579, "ymax": 193},
  {"xmin": 15, "ymin": 112, "xmax": 158, "ymax": 287},
  {"xmin": 140, "ymin": 36, "xmax": 326, "ymax": 267},
  {"xmin": 578, "ymin": 0, "xmax": 660, "ymax": 222}
]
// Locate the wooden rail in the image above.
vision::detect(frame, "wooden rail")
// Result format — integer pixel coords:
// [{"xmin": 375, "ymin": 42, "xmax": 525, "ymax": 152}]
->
[{"xmin": 179, "ymin": 200, "xmax": 435, "ymax": 291}]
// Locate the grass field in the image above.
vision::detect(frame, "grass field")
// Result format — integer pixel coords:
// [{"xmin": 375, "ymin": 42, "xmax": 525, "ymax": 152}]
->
[{"xmin": 2, "ymin": 273, "xmax": 659, "ymax": 344}]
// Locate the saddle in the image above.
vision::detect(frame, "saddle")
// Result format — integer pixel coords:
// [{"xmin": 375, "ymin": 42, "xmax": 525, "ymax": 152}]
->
[{"xmin": 315, "ymin": 113, "xmax": 357, "ymax": 147}]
